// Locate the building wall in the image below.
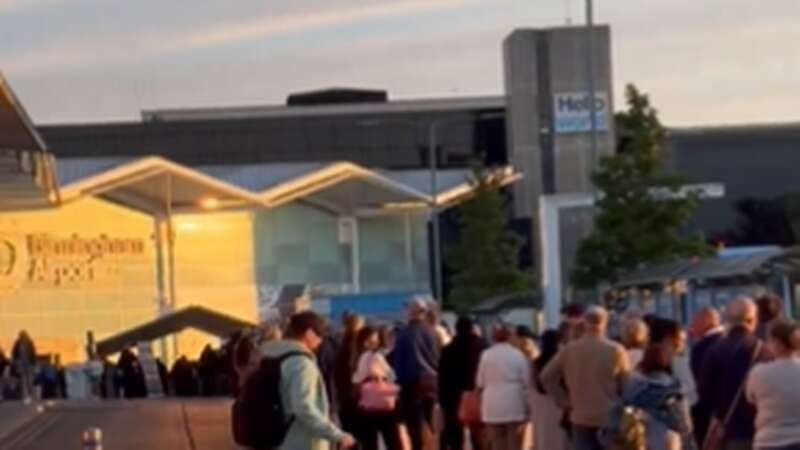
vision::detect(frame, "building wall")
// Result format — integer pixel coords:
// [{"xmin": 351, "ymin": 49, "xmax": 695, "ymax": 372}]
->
[
  {"xmin": 504, "ymin": 26, "xmax": 615, "ymax": 297},
  {"xmin": 666, "ymin": 125, "xmax": 800, "ymax": 243},
  {"xmin": 39, "ymin": 111, "xmax": 507, "ymax": 170},
  {"xmin": 0, "ymin": 195, "xmax": 431, "ymax": 362},
  {"xmin": 0, "ymin": 197, "xmax": 156, "ymax": 363},
  {"xmin": 171, "ymin": 212, "xmax": 258, "ymax": 359}
]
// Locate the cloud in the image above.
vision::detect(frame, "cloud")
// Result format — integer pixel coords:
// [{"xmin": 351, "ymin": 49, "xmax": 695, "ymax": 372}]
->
[
  {"xmin": 0, "ymin": 0, "xmax": 73, "ymax": 13},
  {"xmin": 15, "ymin": 20, "xmax": 511, "ymax": 124},
  {"xmin": 169, "ymin": 0, "xmax": 495, "ymax": 50},
  {"xmin": 4, "ymin": 0, "xmax": 497, "ymax": 75}
]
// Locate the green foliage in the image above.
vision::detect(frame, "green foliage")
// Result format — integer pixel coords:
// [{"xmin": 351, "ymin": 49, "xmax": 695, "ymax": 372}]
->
[
  {"xmin": 570, "ymin": 85, "xmax": 712, "ymax": 288},
  {"xmin": 446, "ymin": 165, "xmax": 532, "ymax": 312}
]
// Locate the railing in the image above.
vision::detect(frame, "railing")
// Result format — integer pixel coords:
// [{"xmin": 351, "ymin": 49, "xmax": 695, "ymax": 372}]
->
[{"xmin": 0, "ymin": 148, "xmax": 60, "ymax": 207}]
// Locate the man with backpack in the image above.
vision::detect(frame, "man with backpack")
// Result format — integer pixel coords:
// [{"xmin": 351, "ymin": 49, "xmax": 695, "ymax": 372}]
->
[{"xmin": 235, "ymin": 311, "xmax": 356, "ymax": 450}]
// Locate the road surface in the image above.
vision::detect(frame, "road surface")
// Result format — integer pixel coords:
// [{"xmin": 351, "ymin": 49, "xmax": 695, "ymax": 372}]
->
[{"xmin": 0, "ymin": 399, "xmax": 235, "ymax": 450}]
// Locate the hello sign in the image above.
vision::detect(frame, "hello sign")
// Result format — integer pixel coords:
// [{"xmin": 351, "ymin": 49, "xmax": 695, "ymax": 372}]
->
[{"xmin": 553, "ymin": 92, "xmax": 610, "ymax": 134}]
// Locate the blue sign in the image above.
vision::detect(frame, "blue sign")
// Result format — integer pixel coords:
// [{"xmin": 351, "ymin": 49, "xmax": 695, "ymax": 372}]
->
[{"xmin": 553, "ymin": 92, "xmax": 609, "ymax": 134}]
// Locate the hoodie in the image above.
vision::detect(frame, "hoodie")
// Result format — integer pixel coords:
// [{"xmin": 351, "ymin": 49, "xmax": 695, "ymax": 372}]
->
[{"xmin": 261, "ymin": 340, "xmax": 346, "ymax": 450}]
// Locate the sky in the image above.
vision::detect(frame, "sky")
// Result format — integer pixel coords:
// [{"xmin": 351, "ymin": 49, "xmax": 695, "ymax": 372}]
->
[{"xmin": 1, "ymin": 0, "xmax": 798, "ymax": 126}]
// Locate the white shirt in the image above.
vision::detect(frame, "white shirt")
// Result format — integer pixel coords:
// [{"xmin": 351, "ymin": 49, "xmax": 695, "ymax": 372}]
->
[
  {"xmin": 746, "ymin": 357, "xmax": 800, "ymax": 448},
  {"xmin": 476, "ymin": 342, "xmax": 532, "ymax": 424},
  {"xmin": 352, "ymin": 350, "xmax": 395, "ymax": 384}
]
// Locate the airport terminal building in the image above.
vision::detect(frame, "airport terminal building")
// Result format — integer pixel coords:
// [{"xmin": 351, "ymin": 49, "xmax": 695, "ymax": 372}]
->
[{"xmin": 3, "ymin": 24, "xmax": 800, "ymax": 362}]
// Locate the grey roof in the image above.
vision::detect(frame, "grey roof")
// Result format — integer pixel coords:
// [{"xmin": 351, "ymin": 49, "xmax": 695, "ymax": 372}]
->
[
  {"xmin": 681, "ymin": 247, "xmax": 783, "ymax": 281},
  {"xmin": 56, "ymin": 157, "xmax": 136, "ymax": 185},
  {"xmin": 615, "ymin": 261, "xmax": 692, "ymax": 288},
  {"xmin": 382, "ymin": 169, "xmax": 472, "ymax": 196},
  {"xmin": 616, "ymin": 247, "xmax": 790, "ymax": 289},
  {"xmin": 141, "ymin": 95, "xmax": 505, "ymax": 122},
  {"xmin": 194, "ymin": 162, "xmax": 330, "ymax": 192}
]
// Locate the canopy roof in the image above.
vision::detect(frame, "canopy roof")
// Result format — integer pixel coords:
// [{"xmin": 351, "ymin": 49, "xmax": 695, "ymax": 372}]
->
[
  {"xmin": 59, "ymin": 157, "xmax": 270, "ymax": 214},
  {"xmin": 383, "ymin": 166, "xmax": 521, "ymax": 208},
  {"xmin": 0, "ymin": 73, "xmax": 46, "ymax": 151},
  {"xmin": 95, "ymin": 305, "xmax": 256, "ymax": 357},
  {"xmin": 615, "ymin": 246, "xmax": 797, "ymax": 289},
  {"xmin": 56, "ymin": 156, "xmax": 520, "ymax": 216}
]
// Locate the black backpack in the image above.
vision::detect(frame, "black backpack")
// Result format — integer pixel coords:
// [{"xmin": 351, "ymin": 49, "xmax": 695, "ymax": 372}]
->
[{"xmin": 231, "ymin": 351, "xmax": 309, "ymax": 449}]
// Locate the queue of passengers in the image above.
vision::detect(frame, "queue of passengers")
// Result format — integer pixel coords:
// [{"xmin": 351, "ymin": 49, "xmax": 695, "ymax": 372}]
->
[{"xmin": 230, "ymin": 292, "xmax": 800, "ymax": 450}]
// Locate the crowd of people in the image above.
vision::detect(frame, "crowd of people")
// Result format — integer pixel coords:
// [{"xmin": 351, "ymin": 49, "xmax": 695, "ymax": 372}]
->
[
  {"xmin": 1, "ymin": 330, "xmax": 244, "ymax": 401},
  {"xmin": 230, "ymin": 292, "xmax": 800, "ymax": 450},
  {"xmin": 101, "ymin": 342, "xmax": 246, "ymax": 399},
  {"xmin": 3, "ymin": 291, "xmax": 799, "ymax": 450},
  {"xmin": 0, "ymin": 330, "xmax": 65, "ymax": 402}
]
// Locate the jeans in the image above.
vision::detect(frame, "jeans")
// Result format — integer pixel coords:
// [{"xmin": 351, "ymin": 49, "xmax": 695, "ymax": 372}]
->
[
  {"xmin": 572, "ymin": 425, "xmax": 603, "ymax": 450},
  {"xmin": 486, "ymin": 423, "xmax": 525, "ymax": 450},
  {"xmin": 399, "ymin": 379, "xmax": 437, "ymax": 450},
  {"xmin": 356, "ymin": 410, "xmax": 402, "ymax": 450}
]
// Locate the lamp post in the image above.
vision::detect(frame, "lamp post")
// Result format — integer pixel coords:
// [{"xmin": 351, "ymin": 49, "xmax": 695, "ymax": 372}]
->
[
  {"xmin": 357, "ymin": 117, "xmax": 443, "ymax": 302},
  {"xmin": 585, "ymin": 0, "xmax": 598, "ymax": 189},
  {"xmin": 427, "ymin": 122, "xmax": 443, "ymax": 304},
  {"xmin": 358, "ymin": 113, "xmax": 502, "ymax": 303}
]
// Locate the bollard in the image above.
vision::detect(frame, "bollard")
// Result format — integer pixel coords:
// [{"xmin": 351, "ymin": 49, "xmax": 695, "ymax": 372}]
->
[{"xmin": 82, "ymin": 428, "xmax": 102, "ymax": 450}]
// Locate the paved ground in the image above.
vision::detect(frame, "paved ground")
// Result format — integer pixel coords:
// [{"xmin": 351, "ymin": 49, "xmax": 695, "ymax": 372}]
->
[{"xmin": 0, "ymin": 399, "xmax": 236, "ymax": 450}]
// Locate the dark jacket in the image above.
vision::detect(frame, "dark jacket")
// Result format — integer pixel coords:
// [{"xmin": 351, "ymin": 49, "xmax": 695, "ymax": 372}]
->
[
  {"xmin": 392, "ymin": 320, "xmax": 439, "ymax": 385},
  {"xmin": 690, "ymin": 330, "xmax": 724, "ymax": 382},
  {"xmin": 697, "ymin": 326, "xmax": 771, "ymax": 441},
  {"xmin": 438, "ymin": 333, "xmax": 487, "ymax": 410},
  {"xmin": 316, "ymin": 335, "xmax": 339, "ymax": 412},
  {"xmin": 12, "ymin": 336, "xmax": 36, "ymax": 365},
  {"xmin": 333, "ymin": 333, "xmax": 360, "ymax": 413}
]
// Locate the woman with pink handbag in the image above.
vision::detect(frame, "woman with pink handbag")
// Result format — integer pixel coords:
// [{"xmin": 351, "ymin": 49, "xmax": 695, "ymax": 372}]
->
[{"xmin": 352, "ymin": 326, "xmax": 402, "ymax": 450}]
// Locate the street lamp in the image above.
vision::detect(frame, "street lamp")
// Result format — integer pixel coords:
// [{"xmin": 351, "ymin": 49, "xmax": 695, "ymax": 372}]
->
[
  {"xmin": 585, "ymin": 0, "xmax": 598, "ymax": 190},
  {"xmin": 357, "ymin": 117, "xmax": 442, "ymax": 302},
  {"xmin": 358, "ymin": 113, "xmax": 503, "ymax": 303}
]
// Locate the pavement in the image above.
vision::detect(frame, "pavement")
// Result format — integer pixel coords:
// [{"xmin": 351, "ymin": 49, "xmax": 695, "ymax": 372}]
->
[
  {"xmin": 0, "ymin": 398, "xmax": 236, "ymax": 450},
  {"xmin": 0, "ymin": 401, "xmax": 48, "ymax": 444}
]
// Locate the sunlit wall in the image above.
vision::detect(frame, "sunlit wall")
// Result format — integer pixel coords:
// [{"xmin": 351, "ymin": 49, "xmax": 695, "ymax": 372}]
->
[
  {"xmin": 171, "ymin": 211, "xmax": 258, "ymax": 359},
  {"xmin": 0, "ymin": 197, "xmax": 156, "ymax": 363}
]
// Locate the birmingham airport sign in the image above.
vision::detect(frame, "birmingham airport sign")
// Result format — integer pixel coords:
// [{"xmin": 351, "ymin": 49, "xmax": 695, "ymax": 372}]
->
[
  {"xmin": 0, "ymin": 233, "xmax": 146, "ymax": 290},
  {"xmin": 554, "ymin": 92, "xmax": 610, "ymax": 134}
]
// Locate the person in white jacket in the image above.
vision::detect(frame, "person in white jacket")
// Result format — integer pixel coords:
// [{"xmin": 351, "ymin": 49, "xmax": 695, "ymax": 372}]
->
[{"xmin": 476, "ymin": 325, "xmax": 532, "ymax": 450}]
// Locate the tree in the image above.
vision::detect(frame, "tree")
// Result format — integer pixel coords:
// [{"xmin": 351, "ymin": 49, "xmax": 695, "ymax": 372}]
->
[
  {"xmin": 446, "ymin": 165, "xmax": 531, "ymax": 312},
  {"xmin": 570, "ymin": 85, "xmax": 712, "ymax": 289}
]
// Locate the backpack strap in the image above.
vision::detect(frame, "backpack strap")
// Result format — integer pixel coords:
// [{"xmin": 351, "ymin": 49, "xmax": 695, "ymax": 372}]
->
[{"xmin": 274, "ymin": 350, "xmax": 313, "ymax": 430}]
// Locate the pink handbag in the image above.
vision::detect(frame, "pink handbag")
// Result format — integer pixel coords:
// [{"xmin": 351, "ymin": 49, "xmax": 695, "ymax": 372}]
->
[{"xmin": 359, "ymin": 380, "xmax": 400, "ymax": 412}]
